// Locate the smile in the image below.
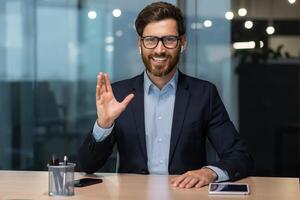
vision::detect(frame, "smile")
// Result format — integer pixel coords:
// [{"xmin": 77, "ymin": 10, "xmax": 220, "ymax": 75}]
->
[{"xmin": 152, "ymin": 57, "xmax": 167, "ymax": 62}]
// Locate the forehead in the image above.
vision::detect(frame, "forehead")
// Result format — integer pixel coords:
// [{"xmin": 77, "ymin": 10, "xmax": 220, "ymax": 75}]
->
[{"xmin": 143, "ymin": 18, "xmax": 178, "ymax": 37}]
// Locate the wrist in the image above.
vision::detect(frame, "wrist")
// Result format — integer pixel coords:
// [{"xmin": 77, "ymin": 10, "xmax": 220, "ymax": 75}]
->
[
  {"xmin": 202, "ymin": 167, "xmax": 218, "ymax": 182},
  {"xmin": 97, "ymin": 118, "xmax": 113, "ymax": 129}
]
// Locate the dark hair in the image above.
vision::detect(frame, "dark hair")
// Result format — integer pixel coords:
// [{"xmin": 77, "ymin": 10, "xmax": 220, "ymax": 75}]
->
[{"xmin": 135, "ymin": 1, "xmax": 185, "ymax": 37}]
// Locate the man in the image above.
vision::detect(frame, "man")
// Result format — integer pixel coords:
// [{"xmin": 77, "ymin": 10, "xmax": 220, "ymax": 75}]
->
[{"xmin": 79, "ymin": 1, "xmax": 253, "ymax": 189}]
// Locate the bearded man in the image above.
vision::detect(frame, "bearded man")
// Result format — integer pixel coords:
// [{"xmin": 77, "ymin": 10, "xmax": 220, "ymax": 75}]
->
[{"xmin": 79, "ymin": 1, "xmax": 253, "ymax": 189}]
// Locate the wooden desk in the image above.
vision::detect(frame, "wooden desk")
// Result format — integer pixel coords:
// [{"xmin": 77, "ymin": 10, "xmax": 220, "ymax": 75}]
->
[{"xmin": 0, "ymin": 171, "xmax": 299, "ymax": 200}]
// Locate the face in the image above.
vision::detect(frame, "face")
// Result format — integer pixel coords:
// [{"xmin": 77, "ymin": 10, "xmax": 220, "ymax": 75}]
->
[{"xmin": 139, "ymin": 19, "xmax": 186, "ymax": 77}]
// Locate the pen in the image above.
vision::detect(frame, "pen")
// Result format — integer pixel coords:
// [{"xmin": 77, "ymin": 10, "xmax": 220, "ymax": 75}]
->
[
  {"xmin": 63, "ymin": 155, "xmax": 68, "ymax": 194},
  {"xmin": 49, "ymin": 155, "xmax": 60, "ymax": 194},
  {"xmin": 64, "ymin": 155, "xmax": 68, "ymax": 165}
]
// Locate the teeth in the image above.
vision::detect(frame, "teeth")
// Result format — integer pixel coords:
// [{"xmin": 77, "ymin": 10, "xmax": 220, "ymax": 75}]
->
[{"xmin": 153, "ymin": 57, "xmax": 167, "ymax": 61}]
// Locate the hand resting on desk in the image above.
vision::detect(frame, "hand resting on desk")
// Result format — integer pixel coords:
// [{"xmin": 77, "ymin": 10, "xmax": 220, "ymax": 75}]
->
[{"xmin": 171, "ymin": 168, "xmax": 217, "ymax": 189}]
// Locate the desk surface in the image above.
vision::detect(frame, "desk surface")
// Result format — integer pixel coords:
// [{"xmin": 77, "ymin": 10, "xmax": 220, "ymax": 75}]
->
[{"xmin": 0, "ymin": 171, "xmax": 299, "ymax": 200}]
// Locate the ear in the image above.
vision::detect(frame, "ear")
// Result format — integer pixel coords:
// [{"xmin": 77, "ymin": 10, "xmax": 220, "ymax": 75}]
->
[
  {"xmin": 180, "ymin": 35, "xmax": 187, "ymax": 51},
  {"xmin": 138, "ymin": 36, "xmax": 142, "ymax": 54},
  {"xmin": 138, "ymin": 36, "xmax": 142, "ymax": 52}
]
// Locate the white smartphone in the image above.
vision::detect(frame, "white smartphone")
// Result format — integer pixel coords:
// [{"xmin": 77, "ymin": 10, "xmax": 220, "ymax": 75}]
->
[{"xmin": 208, "ymin": 183, "xmax": 250, "ymax": 195}]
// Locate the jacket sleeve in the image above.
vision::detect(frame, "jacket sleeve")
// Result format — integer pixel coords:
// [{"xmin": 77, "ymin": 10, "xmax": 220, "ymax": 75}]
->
[
  {"xmin": 78, "ymin": 129, "xmax": 116, "ymax": 174},
  {"xmin": 207, "ymin": 85, "xmax": 254, "ymax": 181}
]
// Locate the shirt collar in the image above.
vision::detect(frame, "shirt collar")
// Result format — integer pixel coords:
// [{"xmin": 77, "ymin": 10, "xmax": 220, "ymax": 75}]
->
[{"xmin": 144, "ymin": 70, "xmax": 178, "ymax": 94}]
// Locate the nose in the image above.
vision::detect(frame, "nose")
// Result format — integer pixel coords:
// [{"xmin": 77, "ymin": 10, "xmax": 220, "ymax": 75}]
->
[{"xmin": 154, "ymin": 40, "xmax": 166, "ymax": 54}]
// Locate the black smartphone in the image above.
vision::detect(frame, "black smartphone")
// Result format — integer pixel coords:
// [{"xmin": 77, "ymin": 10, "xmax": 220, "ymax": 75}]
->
[{"xmin": 74, "ymin": 178, "xmax": 103, "ymax": 187}]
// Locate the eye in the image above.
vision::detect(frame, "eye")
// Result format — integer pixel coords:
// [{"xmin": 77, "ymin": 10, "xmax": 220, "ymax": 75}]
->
[
  {"xmin": 144, "ymin": 37, "xmax": 157, "ymax": 43},
  {"xmin": 164, "ymin": 36, "xmax": 177, "ymax": 43}
]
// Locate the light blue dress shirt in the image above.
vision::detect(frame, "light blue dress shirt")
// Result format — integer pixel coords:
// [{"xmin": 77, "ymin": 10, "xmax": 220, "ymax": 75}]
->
[
  {"xmin": 143, "ymin": 70, "xmax": 177, "ymax": 174},
  {"xmin": 92, "ymin": 70, "xmax": 229, "ymax": 181}
]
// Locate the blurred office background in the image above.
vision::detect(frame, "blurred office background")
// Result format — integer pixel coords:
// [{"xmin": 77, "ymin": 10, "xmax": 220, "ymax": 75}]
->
[{"xmin": 0, "ymin": 0, "xmax": 299, "ymax": 177}]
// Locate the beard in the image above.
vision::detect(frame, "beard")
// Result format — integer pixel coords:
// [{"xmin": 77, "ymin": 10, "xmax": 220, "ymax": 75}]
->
[{"xmin": 141, "ymin": 47, "xmax": 181, "ymax": 77}]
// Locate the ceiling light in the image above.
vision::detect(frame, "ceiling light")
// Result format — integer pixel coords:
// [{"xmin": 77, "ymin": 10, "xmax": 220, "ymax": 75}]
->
[
  {"xmin": 191, "ymin": 22, "xmax": 196, "ymax": 29},
  {"xmin": 259, "ymin": 41, "xmax": 264, "ymax": 48},
  {"xmin": 225, "ymin": 11, "xmax": 234, "ymax": 20},
  {"xmin": 203, "ymin": 20, "xmax": 212, "ymax": 28},
  {"xmin": 105, "ymin": 36, "xmax": 114, "ymax": 44},
  {"xmin": 266, "ymin": 26, "xmax": 275, "ymax": 35},
  {"xmin": 244, "ymin": 20, "xmax": 253, "ymax": 29},
  {"xmin": 112, "ymin": 9, "xmax": 122, "ymax": 17},
  {"xmin": 88, "ymin": 11, "xmax": 97, "ymax": 19},
  {"xmin": 238, "ymin": 8, "xmax": 247, "ymax": 17},
  {"xmin": 196, "ymin": 22, "xmax": 202, "ymax": 29},
  {"xmin": 288, "ymin": 0, "xmax": 296, "ymax": 4},
  {"xmin": 233, "ymin": 41, "xmax": 255, "ymax": 49},
  {"xmin": 191, "ymin": 22, "xmax": 202, "ymax": 29}
]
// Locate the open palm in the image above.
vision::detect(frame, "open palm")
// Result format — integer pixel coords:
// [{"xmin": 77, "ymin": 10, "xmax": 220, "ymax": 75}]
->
[{"xmin": 96, "ymin": 73, "xmax": 134, "ymax": 128}]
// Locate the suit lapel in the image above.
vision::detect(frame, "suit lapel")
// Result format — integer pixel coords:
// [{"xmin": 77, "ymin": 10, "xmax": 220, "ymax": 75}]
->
[
  {"xmin": 169, "ymin": 72, "xmax": 190, "ymax": 165},
  {"xmin": 131, "ymin": 74, "xmax": 148, "ymax": 164}
]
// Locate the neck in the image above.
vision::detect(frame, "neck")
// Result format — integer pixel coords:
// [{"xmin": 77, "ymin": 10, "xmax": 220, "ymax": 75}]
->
[{"xmin": 146, "ymin": 68, "xmax": 177, "ymax": 90}]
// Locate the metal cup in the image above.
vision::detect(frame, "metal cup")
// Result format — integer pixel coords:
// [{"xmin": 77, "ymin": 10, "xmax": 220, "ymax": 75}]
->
[{"xmin": 47, "ymin": 162, "xmax": 76, "ymax": 196}]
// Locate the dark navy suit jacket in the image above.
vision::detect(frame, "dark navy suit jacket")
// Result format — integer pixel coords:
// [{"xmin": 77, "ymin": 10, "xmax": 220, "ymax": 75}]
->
[{"xmin": 79, "ymin": 71, "xmax": 253, "ymax": 180}]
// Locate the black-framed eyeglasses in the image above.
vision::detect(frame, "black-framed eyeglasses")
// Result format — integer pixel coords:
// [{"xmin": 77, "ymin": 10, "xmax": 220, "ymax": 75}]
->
[{"xmin": 141, "ymin": 35, "xmax": 181, "ymax": 49}]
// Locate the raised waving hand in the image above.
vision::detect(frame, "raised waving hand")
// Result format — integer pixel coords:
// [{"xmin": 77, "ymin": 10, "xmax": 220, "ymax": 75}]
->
[{"xmin": 96, "ymin": 72, "xmax": 134, "ymax": 128}]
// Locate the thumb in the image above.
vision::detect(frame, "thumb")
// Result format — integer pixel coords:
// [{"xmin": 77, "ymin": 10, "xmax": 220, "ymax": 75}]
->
[{"xmin": 121, "ymin": 93, "xmax": 134, "ymax": 108}]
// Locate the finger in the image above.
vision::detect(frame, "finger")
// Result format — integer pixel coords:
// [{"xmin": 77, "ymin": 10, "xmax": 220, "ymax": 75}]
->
[
  {"xmin": 170, "ymin": 175, "xmax": 179, "ymax": 183},
  {"xmin": 195, "ymin": 179, "xmax": 206, "ymax": 188},
  {"xmin": 170, "ymin": 175, "xmax": 182, "ymax": 183},
  {"xmin": 179, "ymin": 176, "xmax": 192, "ymax": 188},
  {"xmin": 185, "ymin": 178, "xmax": 199, "ymax": 188},
  {"xmin": 101, "ymin": 74, "xmax": 107, "ymax": 93},
  {"xmin": 121, "ymin": 94, "xmax": 135, "ymax": 108},
  {"xmin": 96, "ymin": 73, "xmax": 102, "ymax": 100},
  {"xmin": 96, "ymin": 85, "xmax": 100, "ymax": 101},
  {"xmin": 104, "ymin": 73, "xmax": 113, "ymax": 92},
  {"xmin": 98, "ymin": 72, "xmax": 103, "ymax": 87},
  {"xmin": 99, "ymin": 72, "xmax": 106, "ymax": 95},
  {"xmin": 171, "ymin": 174, "xmax": 187, "ymax": 187}
]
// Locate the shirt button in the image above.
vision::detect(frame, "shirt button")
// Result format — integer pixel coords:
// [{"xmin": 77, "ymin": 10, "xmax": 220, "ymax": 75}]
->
[
  {"xmin": 159, "ymin": 160, "xmax": 164, "ymax": 164},
  {"xmin": 158, "ymin": 138, "xmax": 163, "ymax": 142},
  {"xmin": 158, "ymin": 116, "xmax": 162, "ymax": 120}
]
